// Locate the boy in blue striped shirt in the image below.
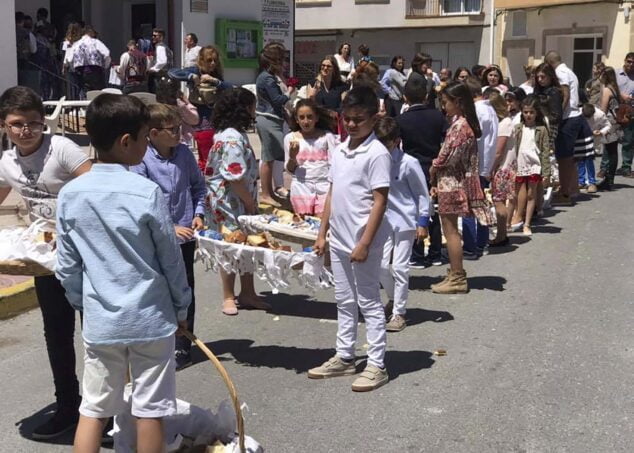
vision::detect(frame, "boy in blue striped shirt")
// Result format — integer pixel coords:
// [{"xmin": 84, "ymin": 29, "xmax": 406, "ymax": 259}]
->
[{"xmin": 56, "ymin": 94, "xmax": 191, "ymax": 452}]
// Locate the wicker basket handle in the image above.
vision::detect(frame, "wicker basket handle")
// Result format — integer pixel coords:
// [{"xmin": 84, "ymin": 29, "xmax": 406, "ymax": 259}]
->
[{"xmin": 181, "ymin": 330, "xmax": 246, "ymax": 453}]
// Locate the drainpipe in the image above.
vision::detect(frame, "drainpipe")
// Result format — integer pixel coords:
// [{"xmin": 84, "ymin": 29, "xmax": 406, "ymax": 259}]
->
[{"xmin": 489, "ymin": 0, "xmax": 495, "ymax": 63}]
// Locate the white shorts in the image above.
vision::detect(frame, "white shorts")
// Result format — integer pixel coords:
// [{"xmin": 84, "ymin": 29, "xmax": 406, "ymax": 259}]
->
[{"xmin": 80, "ymin": 335, "xmax": 177, "ymax": 419}]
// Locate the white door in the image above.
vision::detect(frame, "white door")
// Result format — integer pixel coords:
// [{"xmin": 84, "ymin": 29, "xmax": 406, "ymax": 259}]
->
[{"xmin": 506, "ymin": 47, "xmax": 530, "ymax": 86}]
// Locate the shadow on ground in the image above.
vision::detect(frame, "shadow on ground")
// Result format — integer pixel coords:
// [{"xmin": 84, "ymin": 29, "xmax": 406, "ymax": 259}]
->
[
  {"xmin": 15, "ymin": 404, "xmax": 115, "ymax": 449},
  {"xmin": 194, "ymin": 339, "xmax": 435, "ymax": 382}
]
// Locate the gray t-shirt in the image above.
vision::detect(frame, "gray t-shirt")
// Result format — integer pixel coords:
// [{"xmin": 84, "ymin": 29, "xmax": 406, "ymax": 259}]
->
[{"xmin": 0, "ymin": 135, "xmax": 89, "ymax": 222}]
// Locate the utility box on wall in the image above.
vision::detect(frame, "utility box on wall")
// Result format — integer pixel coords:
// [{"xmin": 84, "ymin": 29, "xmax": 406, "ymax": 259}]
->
[{"xmin": 215, "ymin": 19, "xmax": 263, "ymax": 69}]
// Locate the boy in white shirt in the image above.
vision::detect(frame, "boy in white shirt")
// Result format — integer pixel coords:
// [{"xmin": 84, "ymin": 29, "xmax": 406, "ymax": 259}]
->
[
  {"xmin": 374, "ymin": 117, "xmax": 430, "ymax": 332},
  {"xmin": 309, "ymin": 87, "xmax": 391, "ymax": 392}
]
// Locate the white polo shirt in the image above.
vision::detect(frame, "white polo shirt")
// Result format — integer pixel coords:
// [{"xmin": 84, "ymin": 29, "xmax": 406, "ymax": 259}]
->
[
  {"xmin": 328, "ymin": 133, "xmax": 391, "ymax": 254},
  {"xmin": 555, "ymin": 63, "xmax": 581, "ymax": 119}
]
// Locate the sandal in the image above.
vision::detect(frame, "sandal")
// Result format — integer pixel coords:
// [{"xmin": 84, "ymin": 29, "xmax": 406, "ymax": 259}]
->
[
  {"xmin": 222, "ymin": 298, "xmax": 238, "ymax": 316},
  {"xmin": 259, "ymin": 196, "xmax": 281, "ymax": 208}
]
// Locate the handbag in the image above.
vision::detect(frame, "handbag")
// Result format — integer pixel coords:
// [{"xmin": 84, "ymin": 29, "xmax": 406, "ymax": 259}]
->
[
  {"xmin": 616, "ymin": 103, "xmax": 632, "ymax": 126},
  {"xmin": 189, "ymin": 82, "xmax": 218, "ymax": 106}
]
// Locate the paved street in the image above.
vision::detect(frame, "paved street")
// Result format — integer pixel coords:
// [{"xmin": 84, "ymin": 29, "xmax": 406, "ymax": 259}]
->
[{"xmin": 1, "ymin": 179, "xmax": 633, "ymax": 453}]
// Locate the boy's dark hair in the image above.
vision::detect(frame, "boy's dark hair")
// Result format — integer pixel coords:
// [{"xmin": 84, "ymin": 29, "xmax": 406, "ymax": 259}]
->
[
  {"xmin": 86, "ymin": 94, "xmax": 150, "ymax": 152},
  {"xmin": 404, "ymin": 77, "xmax": 428, "ymax": 104},
  {"xmin": 15, "ymin": 11, "xmax": 25, "ymax": 23},
  {"xmin": 37, "ymin": 8, "xmax": 48, "ymax": 19},
  {"xmin": 626, "ymin": 52, "xmax": 634, "ymax": 61},
  {"xmin": 342, "ymin": 86, "xmax": 379, "ymax": 116},
  {"xmin": 153, "ymin": 28, "xmax": 165, "ymax": 38},
  {"xmin": 212, "ymin": 88, "xmax": 256, "ymax": 132},
  {"xmin": 374, "ymin": 116, "xmax": 400, "ymax": 148},
  {"xmin": 358, "ymin": 44, "xmax": 370, "ymax": 56},
  {"xmin": 0, "ymin": 86, "xmax": 44, "ymax": 120},
  {"xmin": 471, "ymin": 65, "xmax": 486, "ymax": 78},
  {"xmin": 582, "ymin": 103, "xmax": 596, "ymax": 118},
  {"xmin": 463, "ymin": 76, "xmax": 483, "ymax": 98},
  {"xmin": 505, "ymin": 86, "xmax": 527, "ymax": 103}
]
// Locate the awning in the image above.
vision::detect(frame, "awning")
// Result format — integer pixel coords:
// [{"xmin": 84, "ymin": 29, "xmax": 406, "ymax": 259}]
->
[{"xmin": 496, "ymin": 0, "xmax": 603, "ymax": 10}]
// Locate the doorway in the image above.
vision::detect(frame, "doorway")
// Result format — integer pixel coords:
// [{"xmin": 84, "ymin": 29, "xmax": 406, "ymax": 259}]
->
[{"xmin": 131, "ymin": 3, "xmax": 155, "ymax": 41}]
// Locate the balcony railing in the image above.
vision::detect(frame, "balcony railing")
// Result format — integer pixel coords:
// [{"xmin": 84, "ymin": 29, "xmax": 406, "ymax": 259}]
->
[{"xmin": 406, "ymin": 0, "xmax": 482, "ymax": 18}]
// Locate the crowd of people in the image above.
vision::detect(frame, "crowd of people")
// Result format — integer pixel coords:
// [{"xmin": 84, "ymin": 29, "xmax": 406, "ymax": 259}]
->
[{"xmin": 5, "ymin": 13, "xmax": 634, "ymax": 451}]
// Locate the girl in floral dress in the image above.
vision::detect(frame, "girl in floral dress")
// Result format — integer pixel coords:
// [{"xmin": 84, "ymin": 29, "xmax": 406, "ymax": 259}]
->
[
  {"xmin": 207, "ymin": 88, "xmax": 271, "ymax": 315},
  {"xmin": 430, "ymin": 82, "xmax": 491, "ymax": 294}
]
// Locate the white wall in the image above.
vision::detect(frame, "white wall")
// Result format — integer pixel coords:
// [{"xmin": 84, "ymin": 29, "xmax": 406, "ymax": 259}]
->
[
  {"xmin": 179, "ymin": 0, "xmax": 265, "ymax": 85},
  {"xmin": 14, "ymin": 0, "xmax": 50, "ymax": 20},
  {"xmin": 2, "ymin": 1, "xmax": 18, "ymax": 93},
  {"xmin": 296, "ymin": 0, "xmax": 490, "ymax": 31}
]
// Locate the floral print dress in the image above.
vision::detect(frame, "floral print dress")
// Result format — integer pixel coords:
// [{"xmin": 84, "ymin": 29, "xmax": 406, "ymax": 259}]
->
[
  {"xmin": 432, "ymin": 116, "xmax": 492, "ymax": 225},
  {"xmin": 205, "ymin": 128, "xmax": 259, "ymax": 231}
]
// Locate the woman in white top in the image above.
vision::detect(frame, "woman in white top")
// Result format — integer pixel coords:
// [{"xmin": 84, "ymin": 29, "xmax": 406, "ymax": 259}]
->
[{"xmin": 334, "ymin": 42, "xmax": 355, "ymax": 81}]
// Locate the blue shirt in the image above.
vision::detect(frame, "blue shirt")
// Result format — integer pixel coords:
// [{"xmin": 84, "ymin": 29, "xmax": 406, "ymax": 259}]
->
[
  {"xmin": 56, "ymin": 164, "xmax": 192, "ymax": 345},
  {"xmin": 386, "ymin": 148, "xmax": 431, "ymax": 231},
  {"xmin": 131, "ymin": 143, "xmax": 206, "ymax": 242}
]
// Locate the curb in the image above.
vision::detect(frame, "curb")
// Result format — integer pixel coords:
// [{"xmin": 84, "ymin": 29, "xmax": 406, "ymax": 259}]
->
[{"xmin": 0, "ymin": 278, "xmax": 38, "ymax": 320}]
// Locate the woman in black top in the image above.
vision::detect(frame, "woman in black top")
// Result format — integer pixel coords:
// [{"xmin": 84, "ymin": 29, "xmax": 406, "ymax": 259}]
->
[
  {"xmin": 308, "ymin": 55, "xmax": 348, "ymax": 113},
  {"xmin": 533, "ymin": 62, "xmax": 563, "ymax": 151}
]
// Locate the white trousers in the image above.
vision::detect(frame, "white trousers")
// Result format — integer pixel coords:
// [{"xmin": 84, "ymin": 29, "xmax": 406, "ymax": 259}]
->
[
  {"xmin": 379, "ymin": 229, "xmax": 416, "ymax": 316},
  {"xmin": 331, "ymin": 247, "xmax": 387, "ymax": 369}
]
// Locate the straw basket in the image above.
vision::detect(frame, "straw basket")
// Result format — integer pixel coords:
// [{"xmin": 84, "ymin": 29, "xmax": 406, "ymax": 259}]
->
[
  {"xmin": 0, "ymin": 260, "xmax": 53, "ymax": 277},
  {"xmin": 182, "ymin": 330, "xmax": 246, "ymax": 453}
]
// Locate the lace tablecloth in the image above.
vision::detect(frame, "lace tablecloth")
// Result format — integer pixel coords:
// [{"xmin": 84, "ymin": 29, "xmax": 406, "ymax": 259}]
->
[{"xmin": 196, "ymin": 233, "xmax": 332, "ymax": 292}]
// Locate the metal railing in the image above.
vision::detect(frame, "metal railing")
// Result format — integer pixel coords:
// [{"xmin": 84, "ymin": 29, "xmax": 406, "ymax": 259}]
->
[{"xmin": 406, "ymin": 0, "xmax": 482, "ymax": 18}]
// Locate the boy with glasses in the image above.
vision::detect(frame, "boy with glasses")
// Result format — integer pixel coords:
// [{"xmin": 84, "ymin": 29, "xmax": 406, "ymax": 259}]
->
[
  {"xmin": 131, "ymin": 103, "xmax": 206, "ymax": 371},
  {"xmin": 0, "ymin": 86, "xmax": 92, "ymax": 439}
]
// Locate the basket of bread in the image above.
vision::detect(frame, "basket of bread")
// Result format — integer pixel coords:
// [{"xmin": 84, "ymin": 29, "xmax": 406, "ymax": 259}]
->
[{"xmin": 0, "ymin": 221, "xmax": 56, "ymax": 276}]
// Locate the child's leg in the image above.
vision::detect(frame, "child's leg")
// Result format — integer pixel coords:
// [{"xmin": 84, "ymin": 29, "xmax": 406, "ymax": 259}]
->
[
  {"xmin": 352, "ymin": 248, "xmax": 387, "ymax": 369},
  {"xmin": 535, "ymin": 180, "xmax": 544, "ymax": 212},
  {"xmin": 176, "ymin": 242, "xmax": 196, "ymax": 352},
  {"xmin": 585, "ymin": 158, "xmax": 596, "ymax": 186},
  {"xmin": 577, "ymin": 159, "xmax": 587, "ymax": 186},
  {"xmin": 506, "ymin": 197, "xmax": 516, "ymax": 229},
  {"xmin": 129, "ymin": 336, "xmax": 177, "ymax": 451},
  {"xmin": 391, "ymin": 231, "xmax": 416, "ymax": 316},
  {"xmin": 512, "ymin": 181, "xmax": 527, "ymax": 224},
  {"xmin": 440, "ymin": 214, "xmax": 463, "ymax": 272},
  {"xmin": 525, "ymin": 180, "xmax": 538, "ymax": 228},
  {"xmin": 331, "ymin": 249, "xmax": 360, "ymax": 362},
  {"xmin": 136, "ymin": 418, "xmax": 164, "ymax": 453},
  {"xmin": 220, "ymin": 270, "xmax": 238, "ymax": 313},
  {"xmin": 75, "ymin": 343, "xmax": 128, "ymax": 452},
  {"xmin": 493, "ymin": 201, "xmax": 507, "ymax": 241},
  {"xmin": 379, "ymin": 231, "xmax": 395, "ymax": 304},
  {"xmin": 237, "ymin": 274, "xmax": 271, "ymax": 310},
  {"xmin": 73, "ymin": 416, "xmax": 109, "ymax": 453}
]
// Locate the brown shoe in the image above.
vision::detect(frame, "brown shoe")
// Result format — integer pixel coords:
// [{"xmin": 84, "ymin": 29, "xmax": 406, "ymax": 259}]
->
[
  {"xmin": 351, "ymin": 365, "xmax": 388, "ymax": 392},
  {"xmin": 430, "ymin": 269, "xmax": 451, "ymax": 291},
  {"xmin": 386, "ymin": 314, "xmax": 406, "ymax": 332},
  {"xmin": 431, "ymin": 269, "xmax": 468, "ymax": 294}
]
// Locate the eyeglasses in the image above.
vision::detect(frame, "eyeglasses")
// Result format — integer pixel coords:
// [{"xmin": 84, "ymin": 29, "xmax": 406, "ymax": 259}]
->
[
  {"xmin": 5, "ymin": 121, "xmax": 45, "ymax": 134},
  {"xmin": 157, "ymin": 125, "xmax": 181, "ymax": 134}
]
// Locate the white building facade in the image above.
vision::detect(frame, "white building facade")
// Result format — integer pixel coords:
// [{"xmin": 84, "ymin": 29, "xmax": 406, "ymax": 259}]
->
[{"xmin": 295, "ymin": 0, "xmax": 494, "ymax": 81}]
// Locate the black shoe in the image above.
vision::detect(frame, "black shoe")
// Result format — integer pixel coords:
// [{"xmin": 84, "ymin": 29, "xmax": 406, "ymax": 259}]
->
[
  {"xmin": 31, "ymin": 406, "xmax": 79, "ymax": 440},
  {"xmin": 463, "ymin": 252, "xmax": 480, "ymax": 261},
  {"xmin": 175, "ymin": 349, "xmax": 193, "ymax": 371},
  {"xmin": 596, "ymin": 179, "xmax": 612, "ymax": 191},
  {"xmin": 488, "ymin": 237, "xmax": 510, "ymax": 247},
  {"xmin": 101, "ymin": 418, "xmax": 114, "ymax": 445},
  {"xmin": 408, "ymin": 258, "xmax": 430, "ymax": 269},
  {"xmin": 384, "ymin": 300, "xmax": 393, "ymax": 318},
  {"xmin": 427, "ymin": 255, "xmax": 444, "ymax": 266}
]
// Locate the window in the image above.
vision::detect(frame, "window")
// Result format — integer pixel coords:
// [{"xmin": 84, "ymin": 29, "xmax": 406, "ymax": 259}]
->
[
  {"xmin": 442, "ymin": 0, "xmax": 481, "ymax": 15},
  {"xmin": 572, "ymin": 35, "xmax": 603, "ymax": 87},
  {"xmin": 512, "ymin": 10, "xmax": 527, "ymax": 37}
]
